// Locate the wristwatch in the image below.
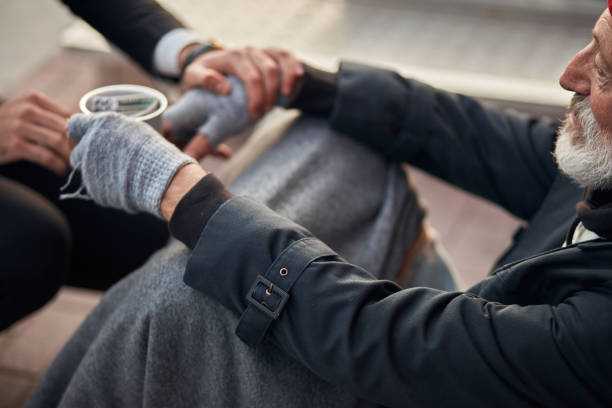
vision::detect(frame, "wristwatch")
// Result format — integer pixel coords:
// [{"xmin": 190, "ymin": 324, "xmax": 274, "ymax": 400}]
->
[{"xmin": 180, "ymin": 40, "xmax": 224, "ymax": 79}]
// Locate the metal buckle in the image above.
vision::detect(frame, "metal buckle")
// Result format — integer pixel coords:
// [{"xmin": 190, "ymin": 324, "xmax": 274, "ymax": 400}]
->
[{"xmin": 246, "ymin": 275, "xmax": 290, "ymax": 320}]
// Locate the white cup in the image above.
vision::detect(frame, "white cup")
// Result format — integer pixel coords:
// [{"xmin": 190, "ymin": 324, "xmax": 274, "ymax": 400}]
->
[{"xmin": 79, "ymin": 84, "xmax": 168, "ymax": 133}]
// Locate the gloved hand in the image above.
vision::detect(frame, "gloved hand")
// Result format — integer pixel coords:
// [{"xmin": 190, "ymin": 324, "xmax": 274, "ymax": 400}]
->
[
  {"xmin": 164, "ymin": 76, "xmax": 252, "ymax": 148},
  {"xmin": 62, "ymin": 112, "xmax": 196, "ymax": 218},
  {"xmin": 163, "ymin": 76, "xmax": 290, "ymax": 160}
]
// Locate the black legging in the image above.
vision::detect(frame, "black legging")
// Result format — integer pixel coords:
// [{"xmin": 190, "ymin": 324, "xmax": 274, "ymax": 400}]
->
[{"xmin": 0, "ymin": 161, "xmax": 169, "ymax": 329}]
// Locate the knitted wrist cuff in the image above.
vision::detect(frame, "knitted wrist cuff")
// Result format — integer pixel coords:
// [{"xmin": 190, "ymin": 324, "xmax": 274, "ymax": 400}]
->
[{"xmin": 132, "ymin": 137, "xmax": 197, "ymax": 217}]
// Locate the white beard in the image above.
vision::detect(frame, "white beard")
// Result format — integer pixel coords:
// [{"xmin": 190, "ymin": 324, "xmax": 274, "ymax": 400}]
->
[{"xmin": 553, "ymin": 95, "xmax": 612, "ymax": 190}]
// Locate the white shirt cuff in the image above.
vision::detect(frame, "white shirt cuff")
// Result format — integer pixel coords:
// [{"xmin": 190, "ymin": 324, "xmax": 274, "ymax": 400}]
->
[{"xmin": 153, "ymin": 28, "xmax": 202, "ymax": 77}]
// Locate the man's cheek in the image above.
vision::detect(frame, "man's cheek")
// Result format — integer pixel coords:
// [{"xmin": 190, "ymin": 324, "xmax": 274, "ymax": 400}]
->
[
  {"xmin": 591, "ymin": 105, "xmax": 612, "ymax": 140},
  {"xmin": 589, "ymin": 98, "xmax": 611, "ymax": 129}
]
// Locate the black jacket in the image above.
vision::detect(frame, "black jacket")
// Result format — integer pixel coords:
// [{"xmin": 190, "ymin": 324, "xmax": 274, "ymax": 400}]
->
[
  {"xmin": 180, "ymin": 63, "xmax": 612, "ymax": 407},
  {"xmin": 60, "ymin": 0, "xmax": 184, "ymax": 74}
]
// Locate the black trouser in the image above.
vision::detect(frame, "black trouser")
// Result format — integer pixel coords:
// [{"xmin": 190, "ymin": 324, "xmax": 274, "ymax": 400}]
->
[
  {"xmin": 0, "ymin": 162, "xmax": 169, "ymax": 329},
  {"xmin": 0, "ymin": 176, "xmax": 69, "ymax": 330}
]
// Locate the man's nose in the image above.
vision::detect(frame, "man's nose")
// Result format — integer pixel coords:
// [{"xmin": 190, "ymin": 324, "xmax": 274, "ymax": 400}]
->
[{"xmin": 560, "ymin": 45, "xmax": 592, "ymax": 95}]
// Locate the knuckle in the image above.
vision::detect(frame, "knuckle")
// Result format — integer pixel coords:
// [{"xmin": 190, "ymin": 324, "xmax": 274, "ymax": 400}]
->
[
  {"xmin": 266, "ymin": 64, "xmax": 279, "ymax": 76},
  {"xmin": 25, "ymin": 90, "xmax": 41, "ymax": 102},
  {"xmin": 247, "ymin": 74, "xmax": 262, "ymax": 87},
  {"xmin": 49, "ymin": 133, "xmax": 63, "ymax": 147},
  {"xmin": 13, "ymin": 118, "xmax": 27, "ymax": 132},
  {"xmin": 198, "ymin": 71, "xmax": 212, "ymax": 82},
  {"xmin": 231, "ymin": 49, "xmax": 244, "ymax": 58},
  {"xmin": 204, "ymin": 76, "xmax": 217, "ymax": 88},
  {"xmin": 44, "ymin": 157, "xmax": 58, "ymax": 170},
  {"xmin": 19, "ymin": 104, "xmax": 36, "ymax": 119},
  {"xmin": 9, "ymin": 137, "xmax": 24, "ymax": 151},
  {"xmin": 37, "ymin": 149, "xmax": 52, "ymax": 164}
]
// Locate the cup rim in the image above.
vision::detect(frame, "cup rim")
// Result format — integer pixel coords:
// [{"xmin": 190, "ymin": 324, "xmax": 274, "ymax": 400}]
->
[{"xmin": 79, "ymin": 84, "xmax": 168, "ymax": 122}]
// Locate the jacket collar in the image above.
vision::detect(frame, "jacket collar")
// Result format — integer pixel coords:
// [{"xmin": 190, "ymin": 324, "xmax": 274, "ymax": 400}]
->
[{"xmin": 576, "ymin": 188, "xmax": 612, "ymax": 241}]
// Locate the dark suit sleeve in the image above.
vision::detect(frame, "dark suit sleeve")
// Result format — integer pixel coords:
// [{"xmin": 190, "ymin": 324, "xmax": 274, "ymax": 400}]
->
[
  {"xmin": 60, "ymin": 0, "xmax": 185, "ymax": 73},
  {"xmin": 183, "ymin": 196, "xmax": 612, "ymax": 408},
  {"xmin": 329, "ymin": 62, "xmax": 560, "ymax": 220}
]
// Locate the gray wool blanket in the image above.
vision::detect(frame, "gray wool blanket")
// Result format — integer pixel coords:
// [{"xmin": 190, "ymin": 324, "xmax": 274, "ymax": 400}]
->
[{"xmin": 27, "ymin": 114, "xmax": 454, "ymax": 408}]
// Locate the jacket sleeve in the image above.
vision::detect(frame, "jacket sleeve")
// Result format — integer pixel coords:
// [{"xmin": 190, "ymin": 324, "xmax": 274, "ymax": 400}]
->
[
  {"xmin": 330, "ymin": 62, "xmax": 560, "ymax": 220},
  {"xmin": 184, "ymin": 196, "xmax": 612, "ymax": 408},
  {"xmin": 60, "ymin": 0, "xmax": 184, "ymax": 74}
]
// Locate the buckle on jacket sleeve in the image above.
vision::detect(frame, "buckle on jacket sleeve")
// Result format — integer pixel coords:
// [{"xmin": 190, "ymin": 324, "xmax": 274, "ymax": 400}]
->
[
  {"xmin": 246, "ymin": 275, "xmax": 290, "ymax": 320},
  {"xmin": 236, "ymin": 237, "xmax": 336, "ymax": 346}
]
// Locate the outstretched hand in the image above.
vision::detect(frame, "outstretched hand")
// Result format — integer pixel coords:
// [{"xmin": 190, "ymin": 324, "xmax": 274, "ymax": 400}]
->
[{"xmin": 0, "ymin": 91, "xmax": 72, "ymax": 175}]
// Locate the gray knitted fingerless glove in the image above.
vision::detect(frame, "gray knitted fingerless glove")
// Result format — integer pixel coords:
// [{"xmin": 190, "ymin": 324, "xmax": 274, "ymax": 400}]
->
[
  {"xmin": 61, "ymin": 112, "xmax": 196, "ymax": 218},
  {"xmin": 163, "ymin": 76, "xmax": 290, "ymax": 147}
]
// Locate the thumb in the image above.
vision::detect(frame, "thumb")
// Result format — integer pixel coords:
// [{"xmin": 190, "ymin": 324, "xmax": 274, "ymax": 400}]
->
[
  {"xmin": 184, "ymin": 64, "xmax": 232, "ymax": 95},
  {"xmin": 67, "ymin": 113, "xmax": 91, "ymax": 143}
]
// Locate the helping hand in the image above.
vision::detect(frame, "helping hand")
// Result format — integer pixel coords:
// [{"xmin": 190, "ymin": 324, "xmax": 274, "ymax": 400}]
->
[
  {"xmin": 181, "ymin": 46, "xmax": 304, "ymax": 120},
  {"xmin": 0, "ymin": 91, "xmax": 72, "ymax": 175}
]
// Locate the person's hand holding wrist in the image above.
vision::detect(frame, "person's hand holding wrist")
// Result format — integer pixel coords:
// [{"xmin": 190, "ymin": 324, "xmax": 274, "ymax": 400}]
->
[
  {"xmin": 172, "ymin": 47, "xmax": 304, "ymax": 160},
  {"xmin": 181, "ymin": 46, "xmax": 304, "ymax": 119}
]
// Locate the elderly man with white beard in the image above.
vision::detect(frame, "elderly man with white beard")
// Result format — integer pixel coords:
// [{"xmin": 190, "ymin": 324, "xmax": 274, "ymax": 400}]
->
[{"xmin": 26, "ymin": 2, "xmax": 612, "ymax": 408}]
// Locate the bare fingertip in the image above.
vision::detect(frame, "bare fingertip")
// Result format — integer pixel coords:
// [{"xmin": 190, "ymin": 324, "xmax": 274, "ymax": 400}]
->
[
  {"xmin": 217, "ymin": 82, "xmax": 231, "ymax": 95},
  {"xmin": 162, "ymin": 120, "xmax": 171, "ymax": 135}
]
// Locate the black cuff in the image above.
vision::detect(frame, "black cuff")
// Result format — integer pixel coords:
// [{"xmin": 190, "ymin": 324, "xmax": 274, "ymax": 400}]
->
[
  {"xmin": 290, "ymin": 64, "xmax": 338, "ymax": 118},
  {"xmin": 169, "ymin": 174, "xmax": 234, "ymax": 249}
]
